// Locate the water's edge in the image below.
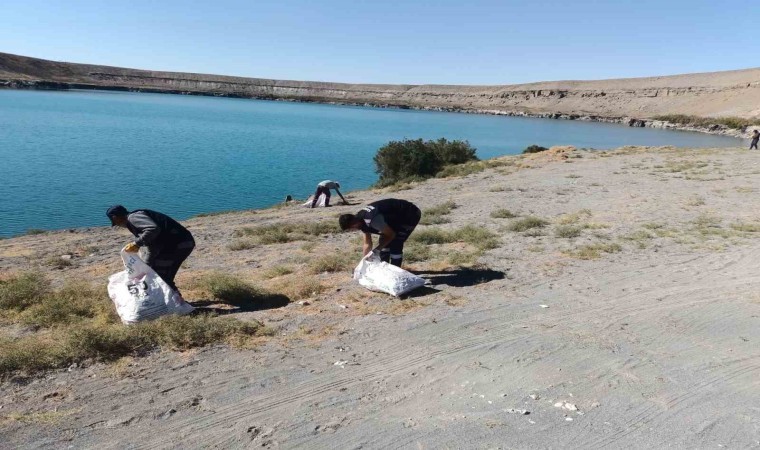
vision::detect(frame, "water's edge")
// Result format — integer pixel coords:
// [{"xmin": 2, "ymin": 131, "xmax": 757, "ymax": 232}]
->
[{"xmin": 1, "ymin": 81, "xmax": 751, "ymax": 139}]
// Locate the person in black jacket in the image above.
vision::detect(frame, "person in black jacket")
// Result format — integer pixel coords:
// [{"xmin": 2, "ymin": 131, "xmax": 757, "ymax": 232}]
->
[
  {"xmin": 338, "ymin": 198, "xmax": 421, "ymax": 267},
  {"xmin": 106, "ymin": 205, "xmax": 195, "ymax": 294}
]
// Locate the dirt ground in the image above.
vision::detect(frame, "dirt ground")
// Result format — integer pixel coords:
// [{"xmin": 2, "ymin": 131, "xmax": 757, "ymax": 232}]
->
[{"xmin": 1, "ymin": 145, "xmax": 759, "ymax": 449}]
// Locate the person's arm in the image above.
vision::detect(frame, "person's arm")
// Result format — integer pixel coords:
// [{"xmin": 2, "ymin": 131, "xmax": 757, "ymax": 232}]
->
[
  {"xmin": 362, "ymin": 232, "xmax": 373, "ymax": 256},
  {"xmin": 335, "ymin": 189, "xmax": 348, "ymax": 204},
  {"xmin": 374, "ymin": 225, "xmax": 396, "ymax": 253},
  {"xmin": 129, "ymin": 212, "xmax": 160, "ymax": 247}
]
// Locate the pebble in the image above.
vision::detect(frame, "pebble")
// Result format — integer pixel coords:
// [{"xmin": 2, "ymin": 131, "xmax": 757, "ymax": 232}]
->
[
  {"xmin": 530, "ymin": 393, "xmax": 540, "ymax": 400},
  {"xmin": 334, "ymin": 360, "xmax": 348, "ymax": 367},
  {"xmin": 296, "ymin": 300, "xmax": 310, "ymax": 306},
  {"xmin": 565, "ymin": 417, "xmax": 573, "ymax": 422},
  {"xmin": 506, "ymin": 408, "xmax": 530, "ymax": 415}
]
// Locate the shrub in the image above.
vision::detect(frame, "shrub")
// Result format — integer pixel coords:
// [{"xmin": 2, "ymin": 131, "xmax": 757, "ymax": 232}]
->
[
  {"xmin": 25, "ymin": 229, "xmax": 47, "ymax": 235},
  {"xmin": 374, "ymin": 138, "xmax": 478, "ymax": 186},
  {"xmin": 523, "ymin": 145, "xmax": 548, "ymax": 154},
  {"xmin": 262, "ymin": 265, "xmax": 294, "ymax": 279},
  {"xmin": 506, "ymin": 216, "xmax": 549, "ymax": 232},
  {"xmin": 490, "ymin": 208, "xmax": 517, "ymax": 219},
  {"xmin": 20, "ymin": 282, "xmax": 117, "ymax": 328}
]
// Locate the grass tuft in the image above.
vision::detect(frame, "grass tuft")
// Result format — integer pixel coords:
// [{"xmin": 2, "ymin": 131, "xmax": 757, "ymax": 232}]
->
[
  {"xmin": 490, "ymin": 208, "xmax": 517, "ymax": 219},
  {"xmin": 420, "ymin": 201, "xmax": 457, "ymax": 225},
  {"xmin": 506, "ymin": 216, "xmax": 549, "ymax": 232}
]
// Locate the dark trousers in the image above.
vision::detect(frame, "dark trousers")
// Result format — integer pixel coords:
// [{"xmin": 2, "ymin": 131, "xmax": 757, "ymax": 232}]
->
[
  {"xmin": 146, "ymin": 240, "xmax": 195, "ymax": 293},
  {"xmin": 311, "ymin": 186, "xmax": 331, "ymax": 207},
  {"xmin": 751, "ymin": 140, "xmax": 758, "ymax": 150},
  {"xmin": 379, "ymin": 207, "xmax": 422, "ymax": 267}
]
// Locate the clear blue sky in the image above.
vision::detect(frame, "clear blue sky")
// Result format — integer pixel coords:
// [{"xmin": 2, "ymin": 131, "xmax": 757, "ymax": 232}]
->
[{"xmin": 0, "ymin": 0, "xmax": 755, "ymax": 85}]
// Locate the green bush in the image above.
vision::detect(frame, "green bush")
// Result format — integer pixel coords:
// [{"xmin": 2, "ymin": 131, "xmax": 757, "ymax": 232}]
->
[
  {"xmin": 523, "ymin": 145, "xmax": 548, "ymax": 154},
  {"xmin": 421, "ymin": 201, "xmax": 457, "ymax": 225},
  {"xmin": 490, "ymin": 208, "xmax": 517, "ymax": 219},
  {"xmin": 374, "ymin": 138, "xmax": 478, "ymax": 186}
]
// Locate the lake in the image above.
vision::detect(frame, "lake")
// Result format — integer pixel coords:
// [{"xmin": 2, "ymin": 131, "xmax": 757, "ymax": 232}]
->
[{"xmin": 0, "ymin": 89, "xmax": 742, "ymax": 237}]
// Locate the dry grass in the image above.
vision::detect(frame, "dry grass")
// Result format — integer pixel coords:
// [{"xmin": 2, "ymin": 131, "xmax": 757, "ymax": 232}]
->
[
  {"xmin": 505, "ymin": 216, "xmax": 549, "ymax": 232},
  {"xmin": 0, "ymin": 272, "xmax": 274, "ymax": 376},
  {"xmin": 563, "ymin": 242, "xmax": 622, "ymax": 260},
  {"xmin": 420, "ymin": 201, "xmax": 457, "ymax": 225},
  {"xmin": 490, "ymin": 208, "xmax": 517, "ymax": 219},
  {"xmin": 234, "ymin": 220, "xmax": 340, "ymax": 246},
  {"xmin": 554, "ymin": 225, "xmax": 582, "ymax": 238}
]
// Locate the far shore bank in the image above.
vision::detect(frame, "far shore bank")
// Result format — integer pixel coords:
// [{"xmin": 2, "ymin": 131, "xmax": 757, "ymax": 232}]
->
[{"xmin": 1, "ymin": 81, "xmax": 754, "ymax": 139}]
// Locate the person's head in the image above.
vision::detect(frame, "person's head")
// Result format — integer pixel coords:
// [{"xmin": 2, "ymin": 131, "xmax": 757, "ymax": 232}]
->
[
  {"xmin": 339, "ymin": 213, "xmax": 362, "ymax": 231},
  {"xmin": 335, "ymin": 182, "xmax": 340, "ymax": 189},
  {"xmin": 754, "ymin": 130, "xmax": 759, "ymax": 135},
  {"xmin": 106, "ymin": 205, "xmax": 129, "ymax": 228}
]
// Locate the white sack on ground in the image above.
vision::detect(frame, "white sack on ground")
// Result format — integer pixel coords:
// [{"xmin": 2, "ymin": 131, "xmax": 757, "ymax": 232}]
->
[
  {"xmin": 353, "ymin": 257, "xmax": 427, "ymax": 297},
  {"xmin": 107, "ymin": 250, "xmax": 194, "ymax": 324},
  {"xmin": 302, "ymin": 193, "xmax": 327, "ymax": 208}
]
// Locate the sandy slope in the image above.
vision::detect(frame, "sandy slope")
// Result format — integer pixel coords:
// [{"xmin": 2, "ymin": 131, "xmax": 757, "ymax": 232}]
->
[{"xmin": 1, "ymin": 146, "xmax": 760, "ymax": 448}]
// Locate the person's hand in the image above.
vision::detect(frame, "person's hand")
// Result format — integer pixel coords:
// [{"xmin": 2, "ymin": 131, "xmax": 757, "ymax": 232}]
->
[
  {"xmin": 123, "ymin": 242, "xmax": 139, "ymax": 253},
  {"xmin": 363, "ymin": 249, "xmax": 380, "ymax": 261}
]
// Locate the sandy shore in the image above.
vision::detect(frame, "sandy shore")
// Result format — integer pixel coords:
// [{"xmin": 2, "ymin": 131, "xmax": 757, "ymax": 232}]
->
[{"xmin": 2, "ymin": 145, "xmax": 760, "ymax": 448}]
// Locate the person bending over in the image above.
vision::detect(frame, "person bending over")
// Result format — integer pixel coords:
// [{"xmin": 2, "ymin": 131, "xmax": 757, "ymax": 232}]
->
[
  {"xmin": 751, "ymin": 130, "xmax": 759, "ymax": 150},
  {"xmin": 311, "ymin": 180, "xmax": 347, "ymax": 208},
  {"xmin": 339, "ymin": 198, "xmax": 421, "ymax": 267},
  {"xmin": 106, "ymin": 205, "xmax": 195, "ymax": 295}
]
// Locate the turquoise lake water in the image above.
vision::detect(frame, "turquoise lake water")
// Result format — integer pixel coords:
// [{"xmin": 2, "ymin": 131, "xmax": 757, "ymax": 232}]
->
[{"xmin": 0, "ymin": 89, "xmax": 742, "ymax": 237}]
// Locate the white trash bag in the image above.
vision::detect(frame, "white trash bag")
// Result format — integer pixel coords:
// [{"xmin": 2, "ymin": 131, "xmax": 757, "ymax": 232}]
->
[
  {"xmin": 353, "ymin": 256, "xmax": 427, "ymax": 297},
  {"xmin": 302, "ymin": 193, "xmax": 328, "ymax": 208},
  {"xmin": 107, "ymin": 250, "xmax": 194, "ymax": 324}
]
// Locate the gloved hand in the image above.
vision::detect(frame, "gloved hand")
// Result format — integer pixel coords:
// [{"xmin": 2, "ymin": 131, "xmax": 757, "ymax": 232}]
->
[
  {"xmin": 123, "ymin": 242, "xmax": 139, "ymax": 253},
  {"xmin": 363, "ymin": 248, "xmax": 381, "ymax": 261}
]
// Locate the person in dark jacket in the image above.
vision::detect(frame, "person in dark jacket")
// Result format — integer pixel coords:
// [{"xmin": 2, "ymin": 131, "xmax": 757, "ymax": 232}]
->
[
  {"xmin": 338, "ymin": 198, "xmax": 421, "ymax": 267},
  {"xmin": 751, "ymin": 130, "xmax": 759, "ymax": 150},
  {"xmin": 106, "ymin": 205, "xmax": 195, "ymax": 294}
]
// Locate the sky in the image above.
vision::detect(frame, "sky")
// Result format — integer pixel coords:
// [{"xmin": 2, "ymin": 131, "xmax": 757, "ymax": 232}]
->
[{"xmin": 0, "ymin": 0, "xmax": 756, "ymax": 85}]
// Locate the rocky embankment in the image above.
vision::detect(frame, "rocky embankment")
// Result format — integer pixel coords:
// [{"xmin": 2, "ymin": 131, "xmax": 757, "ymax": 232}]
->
[{"xmin": 2, "ymin": 51, "xmax": 760, "ymax": 137}]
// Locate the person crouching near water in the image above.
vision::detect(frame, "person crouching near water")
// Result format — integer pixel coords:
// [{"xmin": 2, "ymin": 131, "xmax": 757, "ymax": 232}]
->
[
  {"xmin": 339, "ymin": 198, "xmax": 421, "ymax": 267},
  {"xmin": 106, "ymin": 205, "xmax": 195, "ymax": 297},
  {"xmin": 311, "ymin": 180, "xmax": 347, "ymax": 208}
]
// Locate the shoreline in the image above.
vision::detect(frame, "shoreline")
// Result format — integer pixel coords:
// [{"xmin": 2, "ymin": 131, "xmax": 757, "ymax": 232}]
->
[{"xmin": 1, "ymin": 81, "xmax": 753, "ymax": 139}]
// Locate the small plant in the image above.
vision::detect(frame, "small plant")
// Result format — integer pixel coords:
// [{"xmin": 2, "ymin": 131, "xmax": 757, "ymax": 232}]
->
[
  {"xmin": 523, "ymin": 145, "xmax": 548, "ymax": 154},
  {"xmin": 421, "ymin": 201, "xmax": 457, "ymax": 225},
  {"xmin": 228, "ymin": 238, "xmax": 257, "ymax": 251},
  {"xmin": 490, "ymin": 208, "xmax": 516, "ymax": 219},
  {"xmin": 193, "ymin": 273, "xmax": 286, "ymax": 309},
  {"xmin": 262, "ymin": 265, "xmax": 294, "ymax": 279},
  {"xmin": 564, "ymin": 243, "xmax": 622, "ymax": 260},
  {"xmin": 506, "ymin": 216, "xmax": 549, "ymax": 232},
  {"xmin": 45, "ymin": 256, "xmax": 73, "ymax": 270},
  {"xmin": 309, "ymin": 253, "xmax": 353, "ymax": 274},
  {"xmin": 25, "ymin": 229, "xmax": 47, "ymax": 236},
  {"xmin": 554, "ymin": 225, "xmax": 582, "ymax": 238}
]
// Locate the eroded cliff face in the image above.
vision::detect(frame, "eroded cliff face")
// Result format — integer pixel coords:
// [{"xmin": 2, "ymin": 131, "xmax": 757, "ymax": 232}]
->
[{"xmin": 2, "ymin": 51, "xmax": 759, "ymax": 124}]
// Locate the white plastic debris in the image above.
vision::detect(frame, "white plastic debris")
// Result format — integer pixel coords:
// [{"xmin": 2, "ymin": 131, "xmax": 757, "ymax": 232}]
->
[
  {"xmin": 565, "ymin": 417, "xmax": 573, "ymax": 421},
  {"xmin": 353, "ymin": 256, "xmax": 426, "ymax": 297},
  {"xmin": 554, "ymin": 402, "xmax": 564, "ymax": 408},
  {"xmin": 539, "ymin": 304, "xmax": 549, "ymax": 308},
  {"xmin": 506, "ymin": 408, "xmax": 530, "ymax": 415},
  {"xmin": 564, "ymin": 402, "xmax": 578, "ymax": 411},
  {"xmin": 530, "ymin": 393, "xmax": 540, "ymax": 400},
  {"xmin": 107, "ymin": 250, "xmax": 193, "ymax": 324},
  {"xmin": 334, "ymin": 360, "xmax": 348, "ymax": 367}
]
